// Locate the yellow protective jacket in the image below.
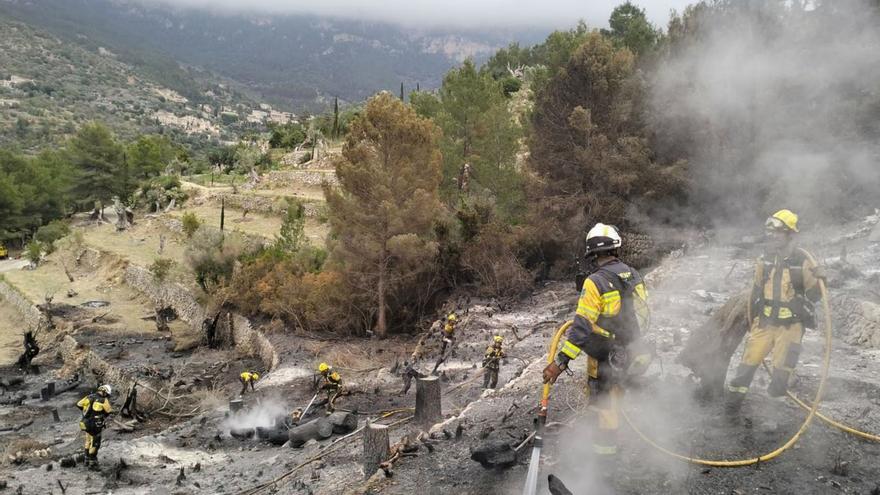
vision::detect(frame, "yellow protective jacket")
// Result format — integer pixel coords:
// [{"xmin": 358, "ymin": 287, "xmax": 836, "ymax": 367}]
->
[
  {"xmin": 483, "ymin": 345, "xmax": 506, "ymax": 369},
  {"xmin": 322, "ymin": 371, "xmax": 342, "ymax": 389},
  {"xmin": 751, "ymin": 247, "xmax": 820, "ymax": 327},
  {"xmin": 77, "ymin": 393, "xmax": 112, "ymax": 430},
  {"xmin": 443, "ymin": 321, "xmax": 456, "ymax": 337},
  {"xmin": 561, "ymin": 258, "xmax": 648, "ymax": 362},
  {"xmin": 240, "ymin": 371, "xmax": 258, "ymax": 383}
]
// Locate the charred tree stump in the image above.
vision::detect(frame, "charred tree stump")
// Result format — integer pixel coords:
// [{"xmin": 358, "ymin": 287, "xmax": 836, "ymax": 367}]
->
[
  {"xmin": 415, "ymin": 376, "xmax": 441, "ymax": 427},
  {"xmin": 678, "ymin": 290, "xmax": 751, "ymax": 398},
  {"xmin": 362, "ymin": 422, "xmax": 390, "ymax": 479},
  {"xmin": 288, "ymin": 418, "xmax": 334, "ymax": 448}
]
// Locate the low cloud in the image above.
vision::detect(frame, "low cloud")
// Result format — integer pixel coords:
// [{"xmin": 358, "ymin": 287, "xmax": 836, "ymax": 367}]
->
[{"xmin": 131, "ymin": 0, "xmax": 693, "ymax": 29}]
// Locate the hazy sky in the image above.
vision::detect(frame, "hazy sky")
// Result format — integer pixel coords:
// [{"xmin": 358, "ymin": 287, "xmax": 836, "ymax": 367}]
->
[{"xmin": 135, "ymin": 0, "xmax": 695, "ymax": 29}]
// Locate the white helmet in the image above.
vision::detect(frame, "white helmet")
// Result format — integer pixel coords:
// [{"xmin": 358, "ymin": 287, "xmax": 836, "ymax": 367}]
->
[
  {"xmin": 585, "ymin": 223, "xmax": 622, "ymax": 255},
  {"xmin": 98, "ymin": 384, "xmax": 113, "ymax": 396}
]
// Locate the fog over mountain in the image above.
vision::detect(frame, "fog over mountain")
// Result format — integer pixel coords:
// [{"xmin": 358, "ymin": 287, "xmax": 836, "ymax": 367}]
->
[{"xmin": 131, "ymin": 0, "xmax": 691, "ymax": 28}]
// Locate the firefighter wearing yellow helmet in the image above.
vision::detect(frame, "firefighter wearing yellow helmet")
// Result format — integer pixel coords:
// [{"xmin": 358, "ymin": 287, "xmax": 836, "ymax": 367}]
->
[
  {"xmin": 542, "ymin": 223, "xmax": 651, "ymax": 461},
  {"xmin": 76, "ymin": 384, "xmax": 113, "ymax": 469},
  {"xmin": 482, "ymin": 335, "xmax": 506, "ymax": 389},
  {"xmin": 727, "ymin": 209, "xmax": 825, "ymax": 411},
  {"xmin": 317, "ymin": 362, "xmax": 342, "ymax": 412},
  {"xmin": 239, "ymin": 370, "xmax": 260, "ymax": 395}
]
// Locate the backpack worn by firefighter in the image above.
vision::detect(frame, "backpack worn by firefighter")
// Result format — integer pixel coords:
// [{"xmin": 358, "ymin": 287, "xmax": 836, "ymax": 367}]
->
[{"xmin": 77, "ymin": 384, "xmax": 113, "ymax": 469}]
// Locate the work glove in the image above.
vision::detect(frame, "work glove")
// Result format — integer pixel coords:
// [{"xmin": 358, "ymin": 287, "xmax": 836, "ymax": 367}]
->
[{"xmin": 542, "ymin": 361, "xmax": 565, "ymax": 384}]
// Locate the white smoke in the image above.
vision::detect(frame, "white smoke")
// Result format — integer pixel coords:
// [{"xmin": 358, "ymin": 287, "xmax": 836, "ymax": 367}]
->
[
  {"xmin": 649, "ymin": 0, "xmax": 880, "ymax": 227},
  {"xmin": 223, "ymin": 398, "xmax": 289, "ymax": 431}
]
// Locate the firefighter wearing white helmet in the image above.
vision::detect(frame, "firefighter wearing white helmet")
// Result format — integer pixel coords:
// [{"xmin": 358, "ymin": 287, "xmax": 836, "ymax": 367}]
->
[
  {"xmin": 76, "ymin": 384, "xmax": 113, "ymax": 469},
  {"xmin": 542, "ymin": 223, "xmax": 651, "ymax": 461},
  {"xmin": 727, "ymin": 209, "xmax": 825, "ymax": 411}
]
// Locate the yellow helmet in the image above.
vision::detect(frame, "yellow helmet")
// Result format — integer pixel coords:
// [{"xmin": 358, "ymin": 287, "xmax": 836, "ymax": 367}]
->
[
  {"xmin": 318, "ymin": 362, "xmax": 330, "ymax": 373},
  {"xmin": 252, "ymin": 372, "xmax": 260, "ymax": 381},
  {"xmin": 767, "ymin": 209, "xmax": 799, "ymax": 233},
  {"xmin": 447, "ymin": 313, "xmax": 457, "ymax": 322},
  {"xmin": 493, "ymin": 335, "xmax": 503, "ymax": 344}
]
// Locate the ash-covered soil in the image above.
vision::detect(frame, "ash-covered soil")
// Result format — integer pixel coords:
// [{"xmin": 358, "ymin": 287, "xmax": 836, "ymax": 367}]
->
[{"xmin": 2, "ymin": 217, "xmax": 880, "ymax": 494}]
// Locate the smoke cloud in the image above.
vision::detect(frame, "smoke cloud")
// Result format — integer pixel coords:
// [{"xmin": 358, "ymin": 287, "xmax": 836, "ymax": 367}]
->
[
  {"xmin": 650, "ymin": 1, "xmax": 880, "ymax": 228},
  {"xmin": 128, "ymin": 0, "xmax": 692, "ymax": 29},
  {"xmin": 223, "ymin": 398, "xmax": 289, "ymax": 431}
]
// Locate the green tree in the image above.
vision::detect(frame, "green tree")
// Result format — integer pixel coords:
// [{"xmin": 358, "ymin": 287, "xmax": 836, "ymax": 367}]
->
[
  {"xmin": 603, "ymin": 2, "xmax": 659, "ymax": 56},
  {"xmin": 324, "ymin": 93, "xmax": 443, "ymax": 337},
  {"xmin": 412, "ymin": 60, "xmax": 524, "ymax": 219},
  {"xmin": 528, "ymin": 32, "xmax": 686, "ymax": 265},
  {"xmin": 67, "ymin": 122, "xmax": 125, "ymax": 207},
  {"xmin": 274, "ymin": 200, "xmax": 306, "ymax": 255},
  {"xmin": 127, "ymin": 135, "xmax": 180, "ymax": 179}
]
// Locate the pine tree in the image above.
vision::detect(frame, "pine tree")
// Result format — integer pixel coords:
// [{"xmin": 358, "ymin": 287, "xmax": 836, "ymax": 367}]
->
[
  {"xmin": 324, "ymin": 93, "xmax": 442, "ymax": 337},
  {"xmin": 67, "ymin": 122, "xmax": 124, "ymax": 209}
]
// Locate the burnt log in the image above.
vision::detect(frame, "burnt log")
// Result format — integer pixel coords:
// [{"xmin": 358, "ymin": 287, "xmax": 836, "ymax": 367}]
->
[
  {"xmin": 326, "ymin": 411, "xmax": 357, "ymax": 434},
  {"xmin": 678, "ymin": 290, "xmax": 751, "ymax": 398},
  {"xmin": 548, "ymin": 474, "xmax": 574, "ymax": 495},
  {"xmin": 288, "ymin": 418, "xmax": 333, "ymax": 448},
  {"xmin": 362, "ymin": 422, "xmax": 389, "ymax": 479},
  {"xmin": 470, "ymin": 439, "xmax": 516, "ymax": 469},
  {"xmin": 414, "ymin": 376, "xmax": 441, "ymax": 427},
  {"xmin": 230, "ymin": 427, "xmax": 254, "ymax": 440},
  {"xmin": 265, "ymin": 427, "xmax": 290, "ymax": 446}
]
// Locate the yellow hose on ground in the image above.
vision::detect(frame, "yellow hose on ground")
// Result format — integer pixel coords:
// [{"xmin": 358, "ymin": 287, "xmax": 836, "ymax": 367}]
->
[
  {"xmin": 547, "ymin": 257, "xmax": 833, "ymax": 466},
  {"xmin": 786, "ymin": 389, "xmax": 880, "ymax": 442}
]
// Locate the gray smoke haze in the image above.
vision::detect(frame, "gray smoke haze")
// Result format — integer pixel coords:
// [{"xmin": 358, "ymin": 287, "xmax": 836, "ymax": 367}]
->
[
  {"xmin": 650, "ymin": 1, "xmax": 880, "ymax": 228},
  {"xmin": 129, "ymin": 0, "xmax": 693, "ymax": 29}
]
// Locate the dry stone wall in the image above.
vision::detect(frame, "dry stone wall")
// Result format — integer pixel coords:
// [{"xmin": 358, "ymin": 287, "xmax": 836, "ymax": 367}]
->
[
  {"xmin": 123, "ymin": 262, "xmax": 278, "ymax": 370},
  {"xmin": 0, "ymin": 277, "xmax": 49, "ymax": 332}
]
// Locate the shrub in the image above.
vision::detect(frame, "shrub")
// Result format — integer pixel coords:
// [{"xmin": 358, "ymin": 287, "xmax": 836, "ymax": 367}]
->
[
  {"xmin": 501, "ymin": 76, "xmax": 523, "ymax": 96},
  {"xmin": 24, "ymin": 241, "xmax": 42, "ymax": 266},
  {"xmin": 185, "ymin": 227, "xmax": 255, "ymax": 293},
  {"xmin": 181, "ymin": 212, "xmax": 200, "ymax": 238},
  {"xmin": 149, "ymin": 258, "xmax": 175, "ymax": 282},
  {"xmin": 34, "ymin": 220, "xmax": 70, "ymax": 254}
]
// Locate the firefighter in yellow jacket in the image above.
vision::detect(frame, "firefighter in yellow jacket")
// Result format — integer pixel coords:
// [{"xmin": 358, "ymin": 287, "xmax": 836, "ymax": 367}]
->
[
  {"xmin": 543, "ymin": 223, "xmax": 651, "ymax": 460},
  {"xmin": 727, "ymin": 209, "xmax": 823, "ymax": 410},
  {"xmin": 483, "ymin": 335, "xmax": 506, "ymax": 389},
  {"xmin": 318, "ymin": 362, "xmax": 342, "ymax": 412},
  {"xmin": 76, "ymin": 384, "xmax": 113, "ymax": 469},
  {"xmin": 239, "ymin": 370, "xmax": 260, "ymax": 395}
]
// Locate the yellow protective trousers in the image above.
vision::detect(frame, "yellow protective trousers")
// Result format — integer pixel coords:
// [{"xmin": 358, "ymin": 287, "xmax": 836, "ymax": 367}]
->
[
  {"xmin": 729, "ymin": 318, "xmax": 804, "ymax": 398},
  {"xmin": 587, "ymin": 356, "xmax": 620, "ymax": 456}
]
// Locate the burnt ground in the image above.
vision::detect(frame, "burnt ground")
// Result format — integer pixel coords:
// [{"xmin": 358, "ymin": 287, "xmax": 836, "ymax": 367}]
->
[{"xmin": 1, "ymin": 218, "xmax": 880, "ymax": 494}]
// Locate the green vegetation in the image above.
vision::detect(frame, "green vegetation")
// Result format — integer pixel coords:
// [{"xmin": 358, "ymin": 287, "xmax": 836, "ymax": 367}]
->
[
  {"xmin": 412, "ymin": 60, "xmax": 524, "ymax": 220},
  {"xmin": 149, "ymin": 258, "xmax": 175, "ymax": 282},
  {"xmin": 181, "ymin": 212, "xmax": 201, "ymax": 238},
  {"xmin": 34, "ymin": 220, "xmax": 70, "ymax": 254}
]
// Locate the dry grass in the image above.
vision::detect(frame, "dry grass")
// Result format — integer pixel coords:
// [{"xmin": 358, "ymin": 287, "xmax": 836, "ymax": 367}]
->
[
  {"xmin": 0, "ymin": 302, "xmax": 24, "ymax": 366},
  {"xmin": 167, "ymin": 205, "xmax": 329, "ymax": 246},
  {"xmin": 2, "ymin": 438, "xmax": 50, "ymax": 465}
]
